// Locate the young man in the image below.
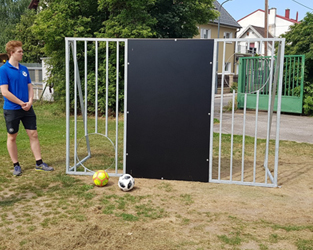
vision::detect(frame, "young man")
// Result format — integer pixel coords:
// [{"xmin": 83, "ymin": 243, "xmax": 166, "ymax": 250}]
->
[{"xmin": 0, "ymin": 40, "xmax": 53, "ymax": 176}]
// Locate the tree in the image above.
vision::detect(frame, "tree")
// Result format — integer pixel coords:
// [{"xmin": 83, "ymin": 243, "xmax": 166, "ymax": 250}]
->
[
  {"xmin": 151, "ymin": 0, "xmax": 218, "ymax": 38},
  {"xmin": 97, "ymin": 0, "xmax": 218, "ymax": 38},
  {"xmin": 0, "ymin": 0, "xmax": 30, "ymax": 52},
  {"xmin": 281, "ymin": 12, "xmax": 313, "ymax": 115},
  {"xmin": 14, "ymin": 9, "xmax": 44, "ymax": 63},
  {"xmin": 28, "ymin": 0, "xmax": 218, "ymax": 113},
  {"xmin": 31, "ymin": 0, "xmax": 108, "ymax": 105}
]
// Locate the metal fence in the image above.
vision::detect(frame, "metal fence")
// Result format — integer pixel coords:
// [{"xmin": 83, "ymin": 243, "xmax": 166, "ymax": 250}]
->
[
  {"xmin": 65, "ymin": 37, "xmax": 128, "ymax": 177},
  {"xmin": 210, "ymin": 38, "xmax": 285, "ymax": 187},
  {"xmin": 65, "ymin": 37, "xmax": 285, "ymax": 188},
  {"xmin": 237, "ymin": 55, "xmax": 305, "ymax": 113}
]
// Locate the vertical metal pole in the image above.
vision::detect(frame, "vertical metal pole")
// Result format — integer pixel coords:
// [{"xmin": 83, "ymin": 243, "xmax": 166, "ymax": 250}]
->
[
  {"xmin": 74, "ymin": 41, "xmax": 78, "ymax": 172},
  {"xmin": 230, "ymin": 89, "xmax": 235, "ymax": 181},
  {"xmin": 84, "ymin": 41, "xmax": 88, "ymax": 137},
  {"xmin": 209, "ymin": 39, "xmax": 218, "ymax": 182},
  {"xmin": 123, "ymin": 40, "xmax": 128, "ymax": 175},
  {"xmin": 292, "ymin": 56, "xmax": 296, "ymax": 95},
  {"xmin": 241, "ymin": 93, "xmax": 247, "ymax": 182},
  {"xmin": 70, "ymin": 41, "xmax": 91, "ymax": 160},
  {"xmin": 95, "ymin": 41, "xmax": 98, "ymax": 133},
  {"xmin": 115, "ymin": 41, "xmax": 119, "ymax": 174},
  {"xmin": 264, "ymin": 39, "xmax": 275, "ymax": 183},
  {"xmin": 288, "ymin": 56, "xmax": 292, "ymax": 96},
  {"xmin": 65, "ymin": 39, "xmax": 70, "ymax": 173},
  {"xmin": 105, "ymin": 41, "xmax": 109, "ymax": 137},
  {"xmin": 274, "ymin": 40, "xmax": 285, "ymax": 187},
  {"xmin": 218, "ymin": 41, "xmax": 227, "ymax": 180},
  {"xmin": 253, "ymin": 90, "xmax": 260, "ymax": 183},
  {"xmin": 284, "ymin": 56, "xmax": 288, "ymax": 96}
]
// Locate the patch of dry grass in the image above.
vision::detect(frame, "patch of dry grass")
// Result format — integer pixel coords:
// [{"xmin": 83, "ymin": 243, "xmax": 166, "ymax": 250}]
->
[{"xmin": 0, "ymin": 101, "xmax": 313, "ymax": 249}]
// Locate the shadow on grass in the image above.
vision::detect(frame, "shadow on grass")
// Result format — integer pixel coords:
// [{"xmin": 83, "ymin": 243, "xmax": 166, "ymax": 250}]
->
[{"xmin": 0, "ymin": 197, "xmax": 22, "ymax": 207}]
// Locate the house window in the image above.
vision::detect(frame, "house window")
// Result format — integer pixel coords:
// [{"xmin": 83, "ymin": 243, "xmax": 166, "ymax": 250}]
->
[
  {"xmin": 248, "ymin": 43, "xmax": 257, "ymax": 54},
  {"xmin": 224, "ymin": 62, "xmax": 231, "ymax": 73},
  {"xmin": 224, "ymin": 32, "xmax": 232, "ymax": 39},
  {"xmin": 200, "ymin": 29, "xmax": 211, "ymax": 39}
]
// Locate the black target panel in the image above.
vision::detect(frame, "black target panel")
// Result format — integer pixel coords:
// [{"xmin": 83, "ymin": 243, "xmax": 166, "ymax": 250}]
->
[{"xmin": 126, "ymin": 39, "xmax": 213, "ymax": 182}]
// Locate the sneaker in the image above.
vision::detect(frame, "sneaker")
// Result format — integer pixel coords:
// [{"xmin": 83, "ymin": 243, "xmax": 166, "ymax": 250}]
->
[
  {"xmin": 13, "ymin": 165, "xmax": 22, "ymax": 176},
  {"xmin": 35, "ymin": 162, "xmax": 54, "ymax": 172}
]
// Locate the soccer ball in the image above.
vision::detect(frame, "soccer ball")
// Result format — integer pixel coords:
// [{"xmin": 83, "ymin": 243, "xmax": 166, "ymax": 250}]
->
[
  {"xmin": 118, "ymin": 174, "xmax": 135, "ymax": 192},
  {"xmin": 93, "ymin": 170, "xmax": 109, "ymax": 187}
]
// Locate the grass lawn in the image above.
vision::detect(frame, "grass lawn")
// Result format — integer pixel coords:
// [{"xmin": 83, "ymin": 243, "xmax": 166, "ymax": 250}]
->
[{"xmin": 0, "ymin": 101, "xmax": 313, "ymax": 250}]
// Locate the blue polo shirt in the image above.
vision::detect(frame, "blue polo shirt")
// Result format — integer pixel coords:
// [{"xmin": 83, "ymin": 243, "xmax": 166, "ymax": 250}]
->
[{"xmin": 0, "ymin": 62, "xmax": 32, "ymax": 110}]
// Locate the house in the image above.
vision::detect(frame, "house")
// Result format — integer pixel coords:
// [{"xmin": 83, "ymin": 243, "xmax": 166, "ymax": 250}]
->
[{"xmin": 237, "ymin": 8, "xmax": 300, "ymax": 55}]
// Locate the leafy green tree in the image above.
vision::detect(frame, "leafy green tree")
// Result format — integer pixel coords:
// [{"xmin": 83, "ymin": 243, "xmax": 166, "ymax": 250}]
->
[
  {"xmin": 0, "ymin": 0, "xmax": 30, "ymax": 52},
  {"xmin": 29, "ymin": 0, "xmax": 217, "ymax": 113},
  {"xmin": 97, "ymin": 0, "xmax": 218, "ymax": 38},
  {"xmin": 281, "ymin": 12, "xmax": 313, "ymax": 115},
  {"xmin": 14, "ymin": 9, "xmax": 44, "ymax": 63},
  {"xmin": 31, "ymin": 0, "xmax": 108, "ymax": 106},
  {"xmin": 151, "ymin": 0, "xmax": 218, "ymax": 38},
  {"xmin": 97, "ymin": 0, "xmax": 157, "ymax": 38}
]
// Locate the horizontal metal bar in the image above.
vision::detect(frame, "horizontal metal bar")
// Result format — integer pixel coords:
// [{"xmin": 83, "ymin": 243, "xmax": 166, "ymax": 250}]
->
[
  {"xmin": 215, "ymin": 38, "xmax": 285, "ymax": 43},
  {"xmin": 66, "ymin": 170, "xmax": 123, "ymax": 177},
  {"xmin": 209, "ymin": 179, "xmax": 278, "ymax": 188},
  {"xmin": 65, "ymin": 37, "xmax": 128, "ymax": 42}
]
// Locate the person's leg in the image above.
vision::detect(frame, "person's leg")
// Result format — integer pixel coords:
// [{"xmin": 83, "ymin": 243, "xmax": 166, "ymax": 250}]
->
[
  {"xmin": 22, "ymin": 107, "xmax": 53, "ymax": 171},
  {"xmin": 7, "ymin": 132, "xmax": 18, "ymax": 163},
  {"xmin": 4, "ymin": 109, "xmax": 22, "ymax": 175},
  {"xmin": 26, "ymin": 129, "xmax": 42, "ymax": 160}
]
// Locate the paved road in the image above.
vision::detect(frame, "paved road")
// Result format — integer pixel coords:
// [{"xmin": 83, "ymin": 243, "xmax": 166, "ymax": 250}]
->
[{"xmin": 213, "ymin": 95, "xmax": 313, "ymax": 144}]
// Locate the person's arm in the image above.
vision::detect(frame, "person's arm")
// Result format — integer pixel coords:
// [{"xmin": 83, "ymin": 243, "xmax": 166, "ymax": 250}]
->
[
  {"xmin": 22, "ymin": 83, "xmax": 33, "ymax": 111},
  {"xmin": 0, "ymin": 84, "xmax": 25, "ymax": 107}
]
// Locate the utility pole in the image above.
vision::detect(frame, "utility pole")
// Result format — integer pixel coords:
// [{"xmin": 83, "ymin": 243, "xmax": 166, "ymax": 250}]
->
[{"xmin": 264, "ymin": 0, "xmax": 268, "ymax": 56}]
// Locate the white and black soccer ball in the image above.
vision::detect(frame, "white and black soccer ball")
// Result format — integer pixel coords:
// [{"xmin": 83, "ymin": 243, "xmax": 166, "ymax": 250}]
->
[{"xmin": 118, "ymin": 174, "xmax": 135, "ymax": 192}]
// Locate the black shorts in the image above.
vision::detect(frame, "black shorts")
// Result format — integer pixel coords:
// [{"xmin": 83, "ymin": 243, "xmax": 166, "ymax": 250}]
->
[{"xmin": 3, "ymin": 107, "xmax": 37, "ymax": 134}]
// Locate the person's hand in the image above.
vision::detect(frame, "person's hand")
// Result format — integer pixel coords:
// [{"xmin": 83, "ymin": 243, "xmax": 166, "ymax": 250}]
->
[{"xmin": 21, "ymin": 102, "xmax": 32, "ymax": 111}]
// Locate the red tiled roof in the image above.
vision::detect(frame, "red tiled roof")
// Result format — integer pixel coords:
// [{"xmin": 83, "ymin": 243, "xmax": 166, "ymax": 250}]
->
[{"xmin": 237, "ymin": 9, "xmax": 300, "ymax": 24}]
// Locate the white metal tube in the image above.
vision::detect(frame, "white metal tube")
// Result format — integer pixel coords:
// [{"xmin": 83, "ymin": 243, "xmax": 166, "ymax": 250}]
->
[
  {"xmin": 218, "ymin": 41, "xmax": 227, "ymax": 180},
  {"xmin": 241, "ymin": 93, "xmax": 247, "ymax": 182},
  {"xmin": 105, "ymin": 41, "xmax": 109, "ymax": 137},
  {"xmin": 274, "ymin": 39, "xmax": 285, "ymax": 186},
  {"xmin": 74, "ymin": 41, "xmax": 78, "ymax": 171},
  {"xmin": 230, "ymin": 90, "xmax": 235, "ymax": 181},
  {"xmin": 65, "ymin": 40, "xmax": 70, "ymax": 173},
  {"xmin": 264, "ymin": 40, "xmax": 275, "ymax": 183},
  {"xmin": 84, "ymin": 41, "xmax": 88, "ymax": 136},
  {"xmin": 253, "ymin": 90, "xmax": 260, "ymax": 183},
  {"xmin": 95, "ymin": 41, "xmax": 98, "ymax": 133},
  {"xmin": 115, "ymin": 41, "xmax": 119, "ymax": 174},
  {"xmin": 123, "ymin": 40, "xmax": 128, "ymax": 175},
  {"xmin": 65, "ymin": 37, "xmax": 128, "ymax": 42},
  {"xmin": 209, "ymin": 39, "xmax": 218, "ymax": 182}
]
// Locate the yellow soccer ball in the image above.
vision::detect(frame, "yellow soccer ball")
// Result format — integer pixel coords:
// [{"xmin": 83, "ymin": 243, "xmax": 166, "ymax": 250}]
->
[{"xmin": 93, "ymin": 170, "xmax": 109, "ymax": 187}]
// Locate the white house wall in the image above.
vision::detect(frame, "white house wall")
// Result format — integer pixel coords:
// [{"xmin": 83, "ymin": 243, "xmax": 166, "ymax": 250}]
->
[
  {"xmin": 237, "ymin": 27, "xmax": 272, "ymax": 56},
  {"xmin": 237, "ymin": 9, "xmax": 297, "ymax": 38},
  {"xmin": 237, "ymin": 11, "xmax": 264, "ymax": 37}
]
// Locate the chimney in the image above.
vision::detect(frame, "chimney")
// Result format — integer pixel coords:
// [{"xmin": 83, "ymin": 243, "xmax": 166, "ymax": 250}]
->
[
  {"xmin": 296, "ymin": 11, "xmax": 298, "ymax": 21},
  {"xmin": 285, "ymin": 9, "xmax": 290, "ymax": 19}
]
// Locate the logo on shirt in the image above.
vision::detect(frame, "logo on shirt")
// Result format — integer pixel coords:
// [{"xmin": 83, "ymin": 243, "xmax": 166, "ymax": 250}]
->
[{"xmin": 22, "ymin": 71, "xmax": 27, "ymax": 77}]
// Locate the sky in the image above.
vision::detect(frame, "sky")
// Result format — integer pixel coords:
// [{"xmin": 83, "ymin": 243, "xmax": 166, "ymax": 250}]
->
[{"xmin": 223, "ymin": 0, "xmax": 313, "ymax": 22}]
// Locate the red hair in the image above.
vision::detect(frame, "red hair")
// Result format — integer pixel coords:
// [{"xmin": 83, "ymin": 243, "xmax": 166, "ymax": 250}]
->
[{"xmin": 5, "ymin": 40, "xmax": 23, "ymax": 58}]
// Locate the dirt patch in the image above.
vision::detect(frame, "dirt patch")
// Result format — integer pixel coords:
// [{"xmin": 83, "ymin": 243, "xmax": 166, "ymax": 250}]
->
[{"xmin": 1, "ymin": 143, "xmax": 313, "ymax": 250}]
